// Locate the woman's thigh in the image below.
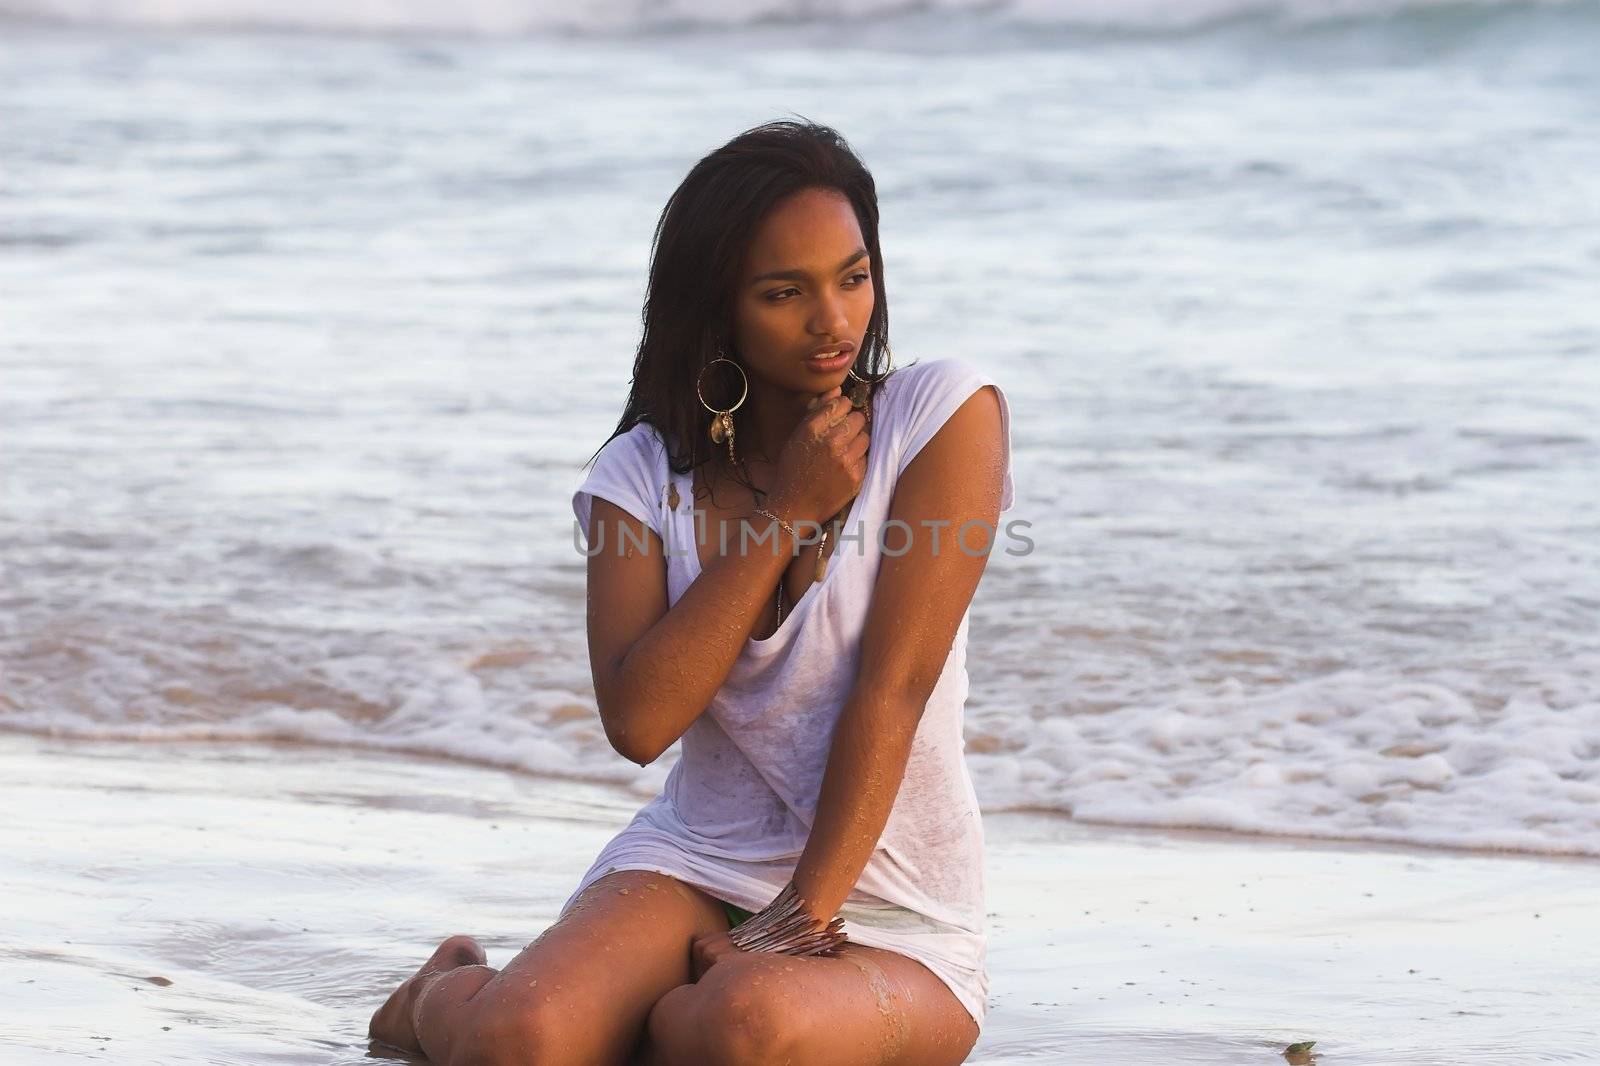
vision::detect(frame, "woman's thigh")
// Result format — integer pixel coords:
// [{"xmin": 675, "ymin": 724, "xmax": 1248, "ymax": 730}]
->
[
  {"xmin": 645, "ymin": 941, "xmax": 979, "ymax": 1066},
  {"xmin": 463, "ymin": 868, "xmax": 729, "ymax": 1065}
]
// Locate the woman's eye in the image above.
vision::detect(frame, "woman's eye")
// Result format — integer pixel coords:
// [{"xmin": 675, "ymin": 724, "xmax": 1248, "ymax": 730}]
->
[{"xmin": 766, "ymin": 273, "xmax": 869, "ymax": 302}]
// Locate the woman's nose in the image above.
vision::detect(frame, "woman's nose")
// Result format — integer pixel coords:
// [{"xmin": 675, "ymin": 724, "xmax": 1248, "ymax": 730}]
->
[{"xmin": 809, "ymin": 289, "xmax": 850, "ymax": 336}]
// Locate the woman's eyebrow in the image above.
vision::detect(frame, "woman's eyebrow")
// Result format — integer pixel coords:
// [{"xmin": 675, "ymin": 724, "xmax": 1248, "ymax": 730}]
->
[{"xmin": 749, "ymin": 247, "xmax": 868, "ymax": 284}]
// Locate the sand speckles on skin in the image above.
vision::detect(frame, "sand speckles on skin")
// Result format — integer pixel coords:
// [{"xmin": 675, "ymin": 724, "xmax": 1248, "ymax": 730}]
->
[{"xmin": 843, "ymin": 952, "xmax": 910, "ymax": 1057}]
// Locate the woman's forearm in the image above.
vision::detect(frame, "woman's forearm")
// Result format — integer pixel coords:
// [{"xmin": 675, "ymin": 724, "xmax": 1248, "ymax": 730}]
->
[
  {"xmin": 598, "ymin": 508, "xmax": 800, "ymax": 765},
  {"xmin": 788, "ymin": 682, "xmax": 923, "ymax": 921}
]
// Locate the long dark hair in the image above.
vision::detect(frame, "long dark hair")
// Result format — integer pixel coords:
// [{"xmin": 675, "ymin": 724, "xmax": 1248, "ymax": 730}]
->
[{"xmin": 584, "ymin": 118, "xmax": 895, "ymax": 506}]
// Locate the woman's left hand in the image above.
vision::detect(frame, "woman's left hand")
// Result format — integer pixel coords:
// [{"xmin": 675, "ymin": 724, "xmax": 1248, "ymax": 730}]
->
[{"xmin": 689, "ymin": 930, "xmax": 742, "ymax": 981}]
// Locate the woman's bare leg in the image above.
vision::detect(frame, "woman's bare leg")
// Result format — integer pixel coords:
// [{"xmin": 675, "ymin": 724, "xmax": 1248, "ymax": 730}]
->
[
  {"xmin": 369, "ymin": 935, "xmax": 491, "ymax": 1055},
  {"xmin": 369, "ymin": 869, "xmax": 729, "ymax": 1065},
  {"xmin": 640, "ymin": 942, "xmax": 980, "ymax": 1066}
]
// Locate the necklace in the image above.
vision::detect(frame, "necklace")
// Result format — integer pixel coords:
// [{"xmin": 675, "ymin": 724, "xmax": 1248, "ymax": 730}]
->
[
  {"xmin": 772, "ymin": 509, "xmax": 846, "ymax": 634},
  {"xmin": 769, "ymin": 384, "xmax": 872, "ymax": 637}
]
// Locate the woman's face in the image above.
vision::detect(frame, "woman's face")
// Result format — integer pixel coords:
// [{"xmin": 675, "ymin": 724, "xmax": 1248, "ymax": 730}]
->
[{"xmin": 730, "ymin": 186, "xmax": 876, "ymax": 397}]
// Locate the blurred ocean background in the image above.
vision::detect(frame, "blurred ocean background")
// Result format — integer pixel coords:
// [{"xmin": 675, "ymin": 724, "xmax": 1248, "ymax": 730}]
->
[{"xmin": 3, "ymin": 0, "xmax": 1598, "ymax": 858}]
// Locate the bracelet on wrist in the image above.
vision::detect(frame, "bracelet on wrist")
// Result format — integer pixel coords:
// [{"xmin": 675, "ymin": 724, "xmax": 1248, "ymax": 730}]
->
[
  {"xmin": 753, "ymin": 506, "xmax": 806, "ymax": 552},
  {"xmin": 726, "ymin": 881, "xmax": 848, "ymax": 958},
  {"xmin": 753, "ymin": 505, "xmax": 795, "ymax": 536}
]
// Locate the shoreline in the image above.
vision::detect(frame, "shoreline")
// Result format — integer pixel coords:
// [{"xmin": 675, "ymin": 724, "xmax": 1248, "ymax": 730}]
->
[
  {"xmin": 10, "ymin": 725, "xmax": 1594, "ymax": 866},
  {"xmin": 4, "ymin": 732, "xmax": 1596, "ymax": 1064}
]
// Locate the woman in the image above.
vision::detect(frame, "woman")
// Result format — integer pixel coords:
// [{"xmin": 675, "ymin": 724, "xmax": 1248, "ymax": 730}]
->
[{"xmin": 370, "ymin": 119, "xmax": 1014, "ymax": 1066}]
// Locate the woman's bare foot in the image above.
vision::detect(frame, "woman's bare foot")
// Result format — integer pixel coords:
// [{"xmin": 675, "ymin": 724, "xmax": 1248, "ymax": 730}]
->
[{"xmin": 369, "ymin": 934, "xmax": 489, "ymax": 1054}]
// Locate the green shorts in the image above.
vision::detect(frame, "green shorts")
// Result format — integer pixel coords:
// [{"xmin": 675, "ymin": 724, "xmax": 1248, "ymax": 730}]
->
[{"xmin": 718, "ymin": 898, "xmax": 756, "ymax": 929}]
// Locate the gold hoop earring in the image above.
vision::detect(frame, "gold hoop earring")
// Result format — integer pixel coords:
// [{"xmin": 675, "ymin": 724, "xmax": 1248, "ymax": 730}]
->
[
  {"xmin": 696, "ymin": 350, "xmax": 748, "ymax": 466},
  {"xmin": 846, "ymin": 332, "xmax": 895, "ymax": 411}
]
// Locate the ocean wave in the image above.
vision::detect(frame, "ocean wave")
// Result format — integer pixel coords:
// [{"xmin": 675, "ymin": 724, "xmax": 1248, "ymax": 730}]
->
[
  {"xmin": 0, "ymin": 0, "xmax": 1594, "ymax": 39},
  {"xmin": 5, "ymin": 658, "xmax": 1598, "ymax": 859}
]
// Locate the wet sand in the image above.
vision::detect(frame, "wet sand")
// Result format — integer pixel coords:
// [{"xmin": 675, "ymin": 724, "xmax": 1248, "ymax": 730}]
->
[{"xmin": 3, "ymin": 732, "xmax": 1595, "ymax": 1064}]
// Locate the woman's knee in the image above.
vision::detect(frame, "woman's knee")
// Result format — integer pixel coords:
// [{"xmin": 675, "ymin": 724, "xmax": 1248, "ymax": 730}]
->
[
  {"xmin": 684, "ymin": 967, "xmax": 802, "ymax": 1066},
  {"xmin": 447, "ymin": 994, "xmax": 581, "ymax": 1066}
]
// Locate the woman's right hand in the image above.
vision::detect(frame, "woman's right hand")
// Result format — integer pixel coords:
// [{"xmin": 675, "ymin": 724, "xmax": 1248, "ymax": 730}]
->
[{"xmin": 767, "ymin": 385, "xmax": 869, "ymax": 529}]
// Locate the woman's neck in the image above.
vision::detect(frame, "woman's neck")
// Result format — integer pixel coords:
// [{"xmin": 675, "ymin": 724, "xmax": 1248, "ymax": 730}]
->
[{"xmin": 741, "ymin": 376, "xmax": 820, "ymax": 462}]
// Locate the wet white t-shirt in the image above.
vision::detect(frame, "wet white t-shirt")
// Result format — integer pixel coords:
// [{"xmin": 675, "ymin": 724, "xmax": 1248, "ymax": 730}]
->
[{"xmin": 563, "ymin": 357, "xmax": 1016, "ymax": 1028}]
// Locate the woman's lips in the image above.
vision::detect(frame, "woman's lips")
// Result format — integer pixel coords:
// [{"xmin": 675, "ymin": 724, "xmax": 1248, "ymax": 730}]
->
[
  {"xmin": 805, "ymin": 341, "xmax": 855, "ymax": 372},
  {"xmin": 804, "ymin": 346, "xmax": 854, "ymax": 372}
]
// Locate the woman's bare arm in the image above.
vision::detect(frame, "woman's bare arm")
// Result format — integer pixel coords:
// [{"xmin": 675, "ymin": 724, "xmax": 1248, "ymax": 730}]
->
[
  {"xmin": 789, "ymin": 385, "xmax": 1007, "ymax": 922},
  {"xmin": 583, "ymin": 391, "xmax": 865, "ymax": 766},
  {"xmin": 583, "ymin": 494, "xmax": 801, "ymax": 766}
]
